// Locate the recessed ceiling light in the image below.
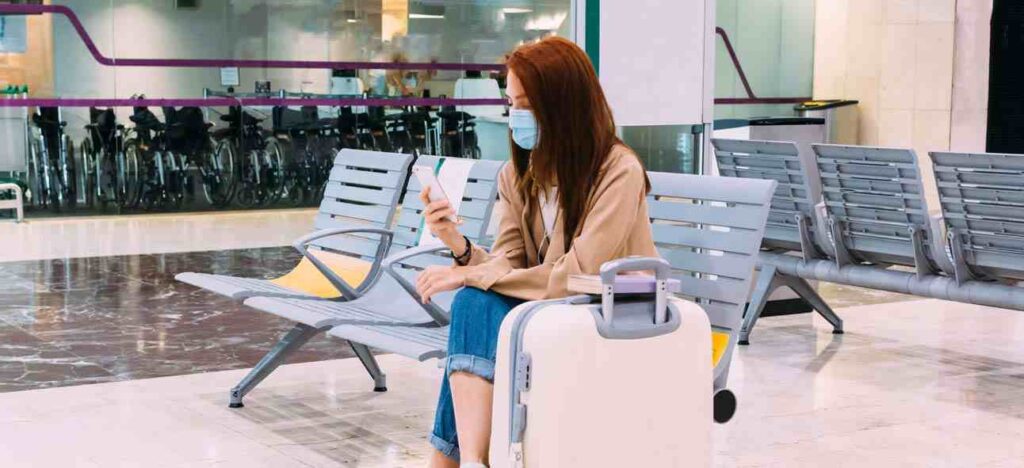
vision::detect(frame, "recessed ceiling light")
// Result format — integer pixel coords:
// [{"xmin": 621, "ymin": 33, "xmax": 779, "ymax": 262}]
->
[
  {"xmin": 501, "ymin": 7, "xmax": 533, "ymax": 14},
  {"xmin": 346, "ymin": 19, "xmax": 359, "ymax": 23},
  {"xmin": 409, "ymin": 13, "xmax": 445, "ymax": 19}
]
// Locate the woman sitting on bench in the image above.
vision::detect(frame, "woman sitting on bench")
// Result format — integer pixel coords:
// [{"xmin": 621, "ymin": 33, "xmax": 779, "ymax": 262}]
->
[{"xmin": 416, "ymin": 36, "xmax": 659, "ymax": 468}]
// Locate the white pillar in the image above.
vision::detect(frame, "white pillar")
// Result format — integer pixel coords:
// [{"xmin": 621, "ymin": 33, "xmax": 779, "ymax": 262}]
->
[{"xmin": 594, "ymin": 0, "xmax": 716, "ymax": 172}]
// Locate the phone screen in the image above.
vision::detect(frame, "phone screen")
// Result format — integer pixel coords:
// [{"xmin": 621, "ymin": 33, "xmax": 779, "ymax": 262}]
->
[{"xmin": 413, "ymin": 166, "xmax": 457, "ymax": 222}]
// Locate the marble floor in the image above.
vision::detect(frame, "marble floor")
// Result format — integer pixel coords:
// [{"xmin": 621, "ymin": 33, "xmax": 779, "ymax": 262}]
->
[
  {"xmin": 0, "ymin": 244, "xmax": 911, "ymax": 395},
  {"xmin": 2, "ymin": 299, "xmax": 1024, "ymax": 467},
  {"xmin": 0, "ymin": 248, "xmax": 355, "ymax": 393},
  {"xmin": 2, "ymin": 213, "xmax": 1024, "ymax": 467},
  {"xmin": 0, "ymin": 208, "xmax": 316, "ymax": 262}
]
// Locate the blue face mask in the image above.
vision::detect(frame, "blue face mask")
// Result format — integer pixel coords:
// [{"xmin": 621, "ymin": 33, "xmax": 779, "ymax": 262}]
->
[{"xmin": 509, "ymin": 108, "xmax": 539, "ymax": 150}]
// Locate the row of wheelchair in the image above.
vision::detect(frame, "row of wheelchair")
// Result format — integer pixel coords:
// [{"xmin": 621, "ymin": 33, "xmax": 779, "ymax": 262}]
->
[
  {"xmin": 23, "ymin": 103, "xmax": 483, "ymax": 212},
  {"xmin": 711, "ymin": 138, "xmax": 1024, "ymax": 345}
]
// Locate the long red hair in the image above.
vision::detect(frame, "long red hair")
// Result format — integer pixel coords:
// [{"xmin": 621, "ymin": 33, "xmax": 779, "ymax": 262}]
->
[{"xmin": 506, "ymin": 36, "xmax": 648, "ymax": 250}]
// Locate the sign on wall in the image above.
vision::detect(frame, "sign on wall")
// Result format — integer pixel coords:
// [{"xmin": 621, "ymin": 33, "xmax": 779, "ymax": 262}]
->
[
  {"xmin": 0, "ymin": 16, "xmax": 27, "ymax": 53},
  {"xmin": 220, "ymin": 67, "xmax": 240, "ymax": 87}
]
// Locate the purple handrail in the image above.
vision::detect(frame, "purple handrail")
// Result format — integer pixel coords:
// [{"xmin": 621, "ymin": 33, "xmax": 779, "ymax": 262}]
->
[{"xmin": 0, "ymin": 4, "xmax": 503, "ymax": 72}]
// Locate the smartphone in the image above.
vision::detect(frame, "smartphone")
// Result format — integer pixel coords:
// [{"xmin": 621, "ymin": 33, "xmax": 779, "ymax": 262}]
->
[{"xmin": 412, "ymin": 165, "xmax": 458, "ymax": 222}]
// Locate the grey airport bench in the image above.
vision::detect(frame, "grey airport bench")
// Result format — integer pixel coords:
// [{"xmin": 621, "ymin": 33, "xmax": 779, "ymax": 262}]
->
[
  {"xmin": 713, "ymin": 139, "xmax": 843, "ymax": 344},
  {"xmin": 930, "ymin": 151, "xmax": 1024, "ymax": 286},
  {"xmin": 320, "ymin": 171, "xmax": 777, "ymax": 422},
  {"xmin": 231, "ymin": 157, "xmax": 505, "ymax": 407},
  {"xmin": 176, "ymin": 149, "xmax": 415, "ymax": 301},
  {"xmin": 713, "ymin": 139, "xmax": 1024, "ymax": 344}
]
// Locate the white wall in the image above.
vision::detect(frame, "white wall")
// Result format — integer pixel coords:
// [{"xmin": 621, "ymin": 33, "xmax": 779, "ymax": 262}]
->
[
  {"xmin": 950, "ymin": 0, "xmax": 992, "ymax": 152},
  {"xmin": 813, "ymin": 0, "xmax": 957, "ymax": 157},
  {"xmin": 814, "ymin": 0, "xmax": 994, "ymax": 154},
  {"xmin": 598, "ymin": 0, "xmax": 715, "ymax": 127}
]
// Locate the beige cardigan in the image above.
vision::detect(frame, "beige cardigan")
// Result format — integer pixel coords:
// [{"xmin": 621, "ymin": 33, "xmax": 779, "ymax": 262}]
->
[{"xmin": 460, "ymin": 145, "xmax": 658, "ymax": 300}]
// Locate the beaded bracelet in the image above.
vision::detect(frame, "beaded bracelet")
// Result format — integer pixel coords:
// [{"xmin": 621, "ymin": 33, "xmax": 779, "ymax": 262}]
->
[{"xmin": 453, "ymin": 236, "xmax": 472, "ymax": 266}]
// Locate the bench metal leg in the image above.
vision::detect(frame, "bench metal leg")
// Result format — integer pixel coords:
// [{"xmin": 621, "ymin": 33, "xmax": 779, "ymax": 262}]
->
[
  {"xmin": 15, "ymin": 188, "xmax": 23, "ymax": 223},
  {"xmin": 349, "ymin": 342, "xmax": 388, "ymax": 392},
  {"xmin": 742, "ymin": 265, "xmax": 844, "ymax": 345},
  {"xmin": 740, "ymin": 265, "xmax": 777, "ymax": 345},
  {"xmin": 776, "ymin": 274, "xmax": 843, "ymax": 335},
  {"xmin": 229, "ymin": 323, "xmax": 322, "ymax": 408}
]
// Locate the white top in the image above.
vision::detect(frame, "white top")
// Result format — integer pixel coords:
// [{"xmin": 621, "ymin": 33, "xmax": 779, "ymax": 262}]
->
[{"xmin": 539, "ymin": 188, "xmax": 558, "ymax": 238}]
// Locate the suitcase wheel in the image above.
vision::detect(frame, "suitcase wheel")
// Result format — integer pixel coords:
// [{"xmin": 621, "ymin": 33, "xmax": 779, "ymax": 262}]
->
[{"xmin": 713, "ymin": 389, "xmax": 737, "ymax": 424}]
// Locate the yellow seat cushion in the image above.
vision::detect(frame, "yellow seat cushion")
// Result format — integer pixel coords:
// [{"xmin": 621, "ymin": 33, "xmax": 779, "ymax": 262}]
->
[
  {"xmin": 711, "ymin": 331, "xmax": 730, "ymax": 367},
  {"xmin": 269, "ymin": 250, "xmax": 372, "ymax": 299}
]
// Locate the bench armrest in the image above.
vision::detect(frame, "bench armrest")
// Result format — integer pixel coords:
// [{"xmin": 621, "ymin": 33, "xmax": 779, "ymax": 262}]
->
[
  {"xmin": 928, "ymin": 211, "xmax": 954, "ymax": 275},
  {"xmin": 382, "ymin": 245, "xmax": 454, "ymax": 326},
  {"xmin": 813, "ymin": 201, "xmax": 836, "ymax": 258},
  {"xmin": 292, "ymin": 227, "xmax": 395, "ymax": 300}
]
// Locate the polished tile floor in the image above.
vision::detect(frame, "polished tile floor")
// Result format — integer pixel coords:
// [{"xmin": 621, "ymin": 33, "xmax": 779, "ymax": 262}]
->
[
  {"xmin": 0, "ymin": 208, "xmax": 316, "ymax": 262},
  {"xmin": 2, "ymin": 300, "xmax": 1024, "ymax": 467},
  {"xmin": 0, "ymin": 243, "xmax": 905, "ymax": 394},
  {"xmin": 0, "ymin": 248, "xmax": 355, "ymax": 393},
  {"xmin": 2, "ymin": 214, "xmax": 1023, "ymax": 467}
]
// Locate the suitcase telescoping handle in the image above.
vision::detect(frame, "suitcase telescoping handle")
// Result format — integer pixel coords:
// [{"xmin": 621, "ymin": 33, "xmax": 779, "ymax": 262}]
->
[{"xmin": 599, "ymin": 256, "xmax": 672, "ymax": 325}]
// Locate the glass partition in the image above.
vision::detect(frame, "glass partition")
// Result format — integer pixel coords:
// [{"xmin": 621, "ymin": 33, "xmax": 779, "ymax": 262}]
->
[
  {"xmin": 7, "ymin": 0, "xmax": 572, "ymax": 217},
  {"xmin": 621, "ymin": 125, "xmax": 703, "ymax": 175},
  {"xmin": 50, "ymin": 0, "xmax": 572, "ymax": 96},
  {"xmin": 715, "ymin": 0, "xmax": 815, "ymax": 119},
  {"xmin": 49, "ymin": 0, "xmax": 572, "ymax": 137}
]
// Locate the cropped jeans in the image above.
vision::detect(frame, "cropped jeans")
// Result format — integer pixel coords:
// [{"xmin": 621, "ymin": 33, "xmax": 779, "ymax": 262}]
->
[{"xmin": 430, "ymin": 287, "xmax": 524, "ymax": 461}]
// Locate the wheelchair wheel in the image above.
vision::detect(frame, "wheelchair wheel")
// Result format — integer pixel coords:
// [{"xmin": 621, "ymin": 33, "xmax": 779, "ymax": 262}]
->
[
  {"xmin": 263, "ymin": 138, "xmax": 286, "ymax": 206},
  {"xmin": 26, "ymin": 136, "xmax": 46, "ymax": 208},
  {"xmin": 123, "ymin": 139, "xmax": 145, "ymax": 209},
  {"xmin": 59, "ymin": 136, "xmax": 77, "ymax": 210},
  {"xmin": 278, "ymin": 138, "xmax": 307, "ymax": 207},
  {"xmin": 165, "ymin": 151, "xmax": 189, "ymax": 210},
  {"xmin": 203, "ymin": 139, "xmax": 237, "ymax": 207},
  {"xmin": 440, "ymin": 135, "xmax": 458, "ymax": 158},
  {"xmin": 463, "ymin": 132, "xmax": 482, "ymax": 159},
  {"xmin": 80, "ymin": 139, "xmax": 97, "ymax": 209},
  {"xmin": 95, "ymin": 147, "xmax": 119, "ymax": 211},
  {"xmin": 234, "ymin": 148, "xmax": 261, "ymax": 209}
]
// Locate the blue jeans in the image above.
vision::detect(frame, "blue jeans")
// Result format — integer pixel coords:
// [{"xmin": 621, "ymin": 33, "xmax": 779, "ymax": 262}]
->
[{"xmin": 430, "ymin": 287, "xmax": 525, "ymax": 462}]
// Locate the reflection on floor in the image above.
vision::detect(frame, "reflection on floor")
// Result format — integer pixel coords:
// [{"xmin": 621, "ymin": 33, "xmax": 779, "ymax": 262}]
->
[
  {"xmin": 0, "ymin": 248, "xmax": 355, "ymax": 393},
  {"xmin": 2, "ymin": 300, "xmax": 1024, "ymax": 467},
  {"xmin": 0, "ymin": 208, "xmax": 316, "ymax": 262},
  {"xmin": 816, "ymin": 281, "xmax": 916, "ymax": 309},
  {"xmin": 0, "ymin": 245, "xmax": 912, "ymax": 394}
]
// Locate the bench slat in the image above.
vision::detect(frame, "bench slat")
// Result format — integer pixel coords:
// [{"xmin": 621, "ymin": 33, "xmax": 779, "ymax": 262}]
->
[{"xmin": 336, "ymin": 149, "xmax": 414, "ymax": 171}]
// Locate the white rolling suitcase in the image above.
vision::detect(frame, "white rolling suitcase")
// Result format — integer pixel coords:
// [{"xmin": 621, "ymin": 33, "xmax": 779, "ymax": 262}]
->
[{"xmin": 490, "ymin": 258, "xmax": 712, "ymax": 468}]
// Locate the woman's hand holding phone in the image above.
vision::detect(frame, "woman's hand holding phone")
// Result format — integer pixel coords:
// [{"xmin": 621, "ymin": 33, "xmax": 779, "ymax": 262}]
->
[{"xmin": 420, "ymin": 187, "xmax": 466, "ymax": 251}]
